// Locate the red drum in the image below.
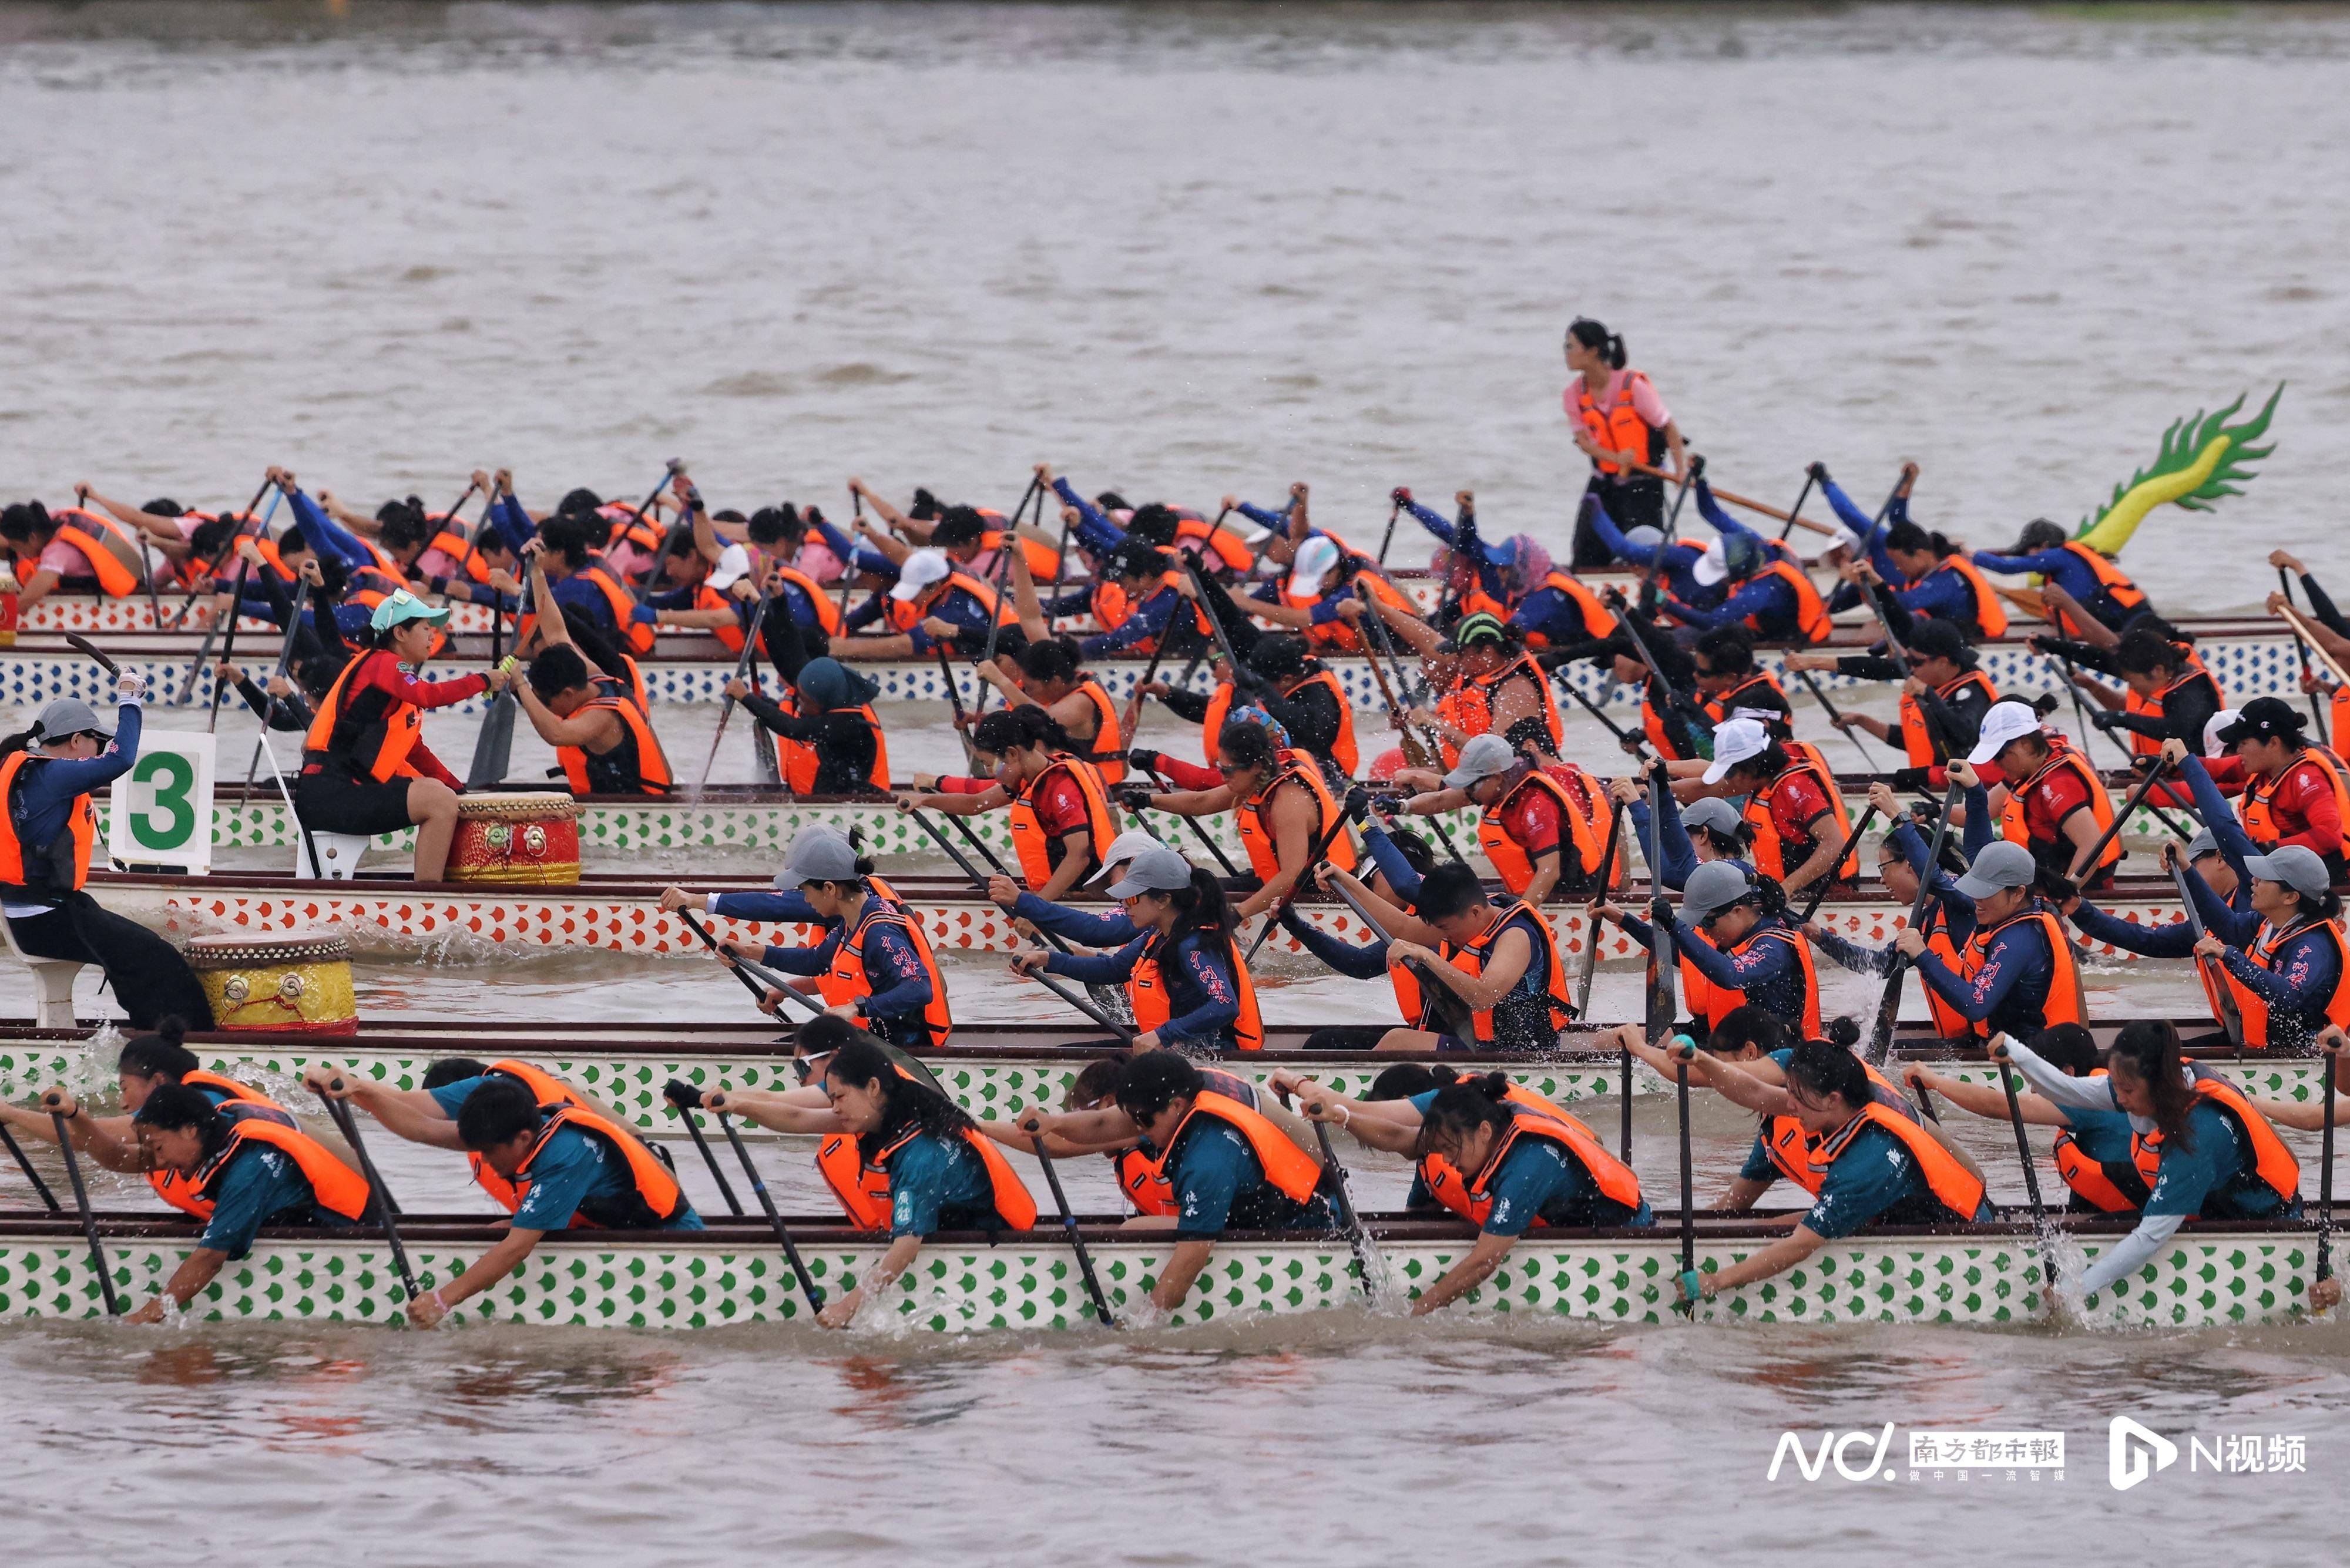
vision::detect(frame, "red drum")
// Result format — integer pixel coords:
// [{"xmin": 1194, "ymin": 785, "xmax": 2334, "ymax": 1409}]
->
[{"xmin": 448, "ymin": 792, "xmax": 582, "ymax": 886}]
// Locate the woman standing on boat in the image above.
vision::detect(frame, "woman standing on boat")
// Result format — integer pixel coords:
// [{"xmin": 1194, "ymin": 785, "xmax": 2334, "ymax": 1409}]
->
[
  {"xmin": 1563, "ymin": 318, "xmax": 1688, "ymax": 569},
  {"xmin": 296, "ymin": 590, "xmax": 512, "ymax": 882},
  {"xmin": 1672, "ymin": 1038, "xmax": 1992, "ymax": 1310},
  {"xmin": 1993, "ymin": 1020, "xmax": 2301, "ymax": 1304},
  {"xmin": 1010, "ymin": 844, "xmax": 1263, "ymax": 1054},
  {"xmin": 898, "ymin": 706, "xmax": 1117, "ymax": 904},
  {"xmin": 702, "ymin": 1038, "xmax": 1038, "ymax": 1328}
]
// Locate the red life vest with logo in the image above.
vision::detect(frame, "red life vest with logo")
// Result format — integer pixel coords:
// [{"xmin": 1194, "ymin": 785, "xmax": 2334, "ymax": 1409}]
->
[
  {"xmin": 1998, "ymin": 747, "xmax": 2121, "ymax": 874},
  {"xmin": 1476, "ymin": 768, "xmax": 1604, "ymax": 895},
  {"xmin": 2240, "ymin": 748, "xmax": 2350, "ymax": 859},
  {"xmin": 1741, "ymin": 745, "xmax": 1858, "ymax": 882},
  {"xmin": 1007, "ymin": 753, "xmax": 1118, "ymax": 891}
]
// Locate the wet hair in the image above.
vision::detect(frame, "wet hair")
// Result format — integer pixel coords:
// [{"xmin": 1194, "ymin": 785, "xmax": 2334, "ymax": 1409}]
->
[
  {"xmin": 908, "ymin": 488, "xmax": 943, "ymax": 522},
  {"xmin": 133, "ymin": 1082, "xmax": 230, "ymax": 1157},
  {"xmin": 1416, "ymin": 862, "xmax": 1490, "ymax": 923},
  {"xmin": 2016, "ymin": 519, "xmax": 2068, "ymax": 554},
  {"xmin": 1017, "ymin": 637, "xmax": 1082, "ymax": 687},
  {"xmin": 1783, "ymin": 1033, "xmax": 1872, "ymax": 1110},
  {"xmin": 538, "ymin": 512, "xmax": 600, "ymax": 570},
  {"xmin": 1094, "ymin": 492, "xmax": 1131, "ymax": 515},
  {"xmin": 1693, "ymin": 626, "xmax": 1756, "ymax": 677},
  {"xmin": 1126, "ymin": 504, "xmax": 1179, "ymax": 547},
  {"xmin": 1247, "ymin": 634, "xmax": 1308, "ymax": 684},
  {"xmin": 747, "ymin": 503, "xmax": 800, "ymax": 548},
  {"xmin": 974, "ymin": 703, "xmax": 1067, "ymax": 757},
  {"xmin": 556, "ymin": 487, "xmax": 604, "ymax": 518},
  {"xmin": 456, "ymin": 1078, "xmax": 544, "ymax": 1150},
  {"xmin": 527, "ymin": 644, "xmax": 592, "ymax": 699},
  {"xmin": 793, "ymin": 1012, "xmax": 876, "ymax": 1060},
  {"xmin": 2027, "ymin": 1023, "xmax": 2100, "ymax": 1077},
  {"xmin": 1215, "ymin": 718, "xmax": 1278, "ymax": 775},
  {"xmin": 828, "ymin": 1038, "xmax": 975, "ymax": 1160},
  {"xmin": 1151, "ymin": 867, "xmax": 1237, "ymax": 967},
  {"xmin": 0, "ymin": 501, "xmax": 53, "ymax": 544},
  {"xmin": 2113, "ymin": 627, "xmax": 2187, "ymax": 679},
  {"xmin": 1384, "ymin": 827, "xmax": 1438, "ymax": 881},
  {"xmin": 142, "ymin": 498, "xmax": 184, "ymax": 518},
  {"xmin": 2107, "ymin": 1019, "xmax": 2195, "ymax": 1150},
  {"xmin": 118, "ymin": 1016, "xmax": 199, "ymax": 1080},
  {"xmin": 1419, "ymin": 1072, "xmax": 1518, "ymax": 1152},
  {"xmin": 422, "ymin": 1057, "xmax": 492, "ymax": 1090},
  {"xmin": 188, "ymin": 516, "xmax": 239, "ymax": 560},
  {"xmin": 1882, "ymin": 520, "xmax": 1960, "ymax": 559},
  {"xmin": 1566, "ymin": 317, "xmax": 1627, "ymax": 370},
  {"xmin": 1367, "ymin": 1063, "xmax": 1458, "ymax": 1101},
  {"xmin": 1704, "ymin": 1004, "xmax": 1787, "ymax": 1058},
  {"xmin": 934, "ymin": 506, "xmax": 989, "ymax": 548},
  {"xmin": 1112, "ymin": 1048, "xmax": 1204, "ymax": 1124},
  {"xmin": 1068, "ymin": 1056, "xmax": 1129, "ymax": 1110}
]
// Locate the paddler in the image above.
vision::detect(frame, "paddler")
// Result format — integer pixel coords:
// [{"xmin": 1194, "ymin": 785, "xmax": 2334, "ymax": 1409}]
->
[
  {"xmin": 838, "ymin": 545, "xmax": 1016, "ymax": 660},
  {"xmin": 1130, "ymin": 717, "xmax": 1357, "ymax": 921},
  {"xmin": 1822, "ymin": 471, "xmax": 2007, "ymax": 641},
  {"xmin": 898, "ymin": 707, "xmax": 1116, "ymax": 902},
  {"xmin": 1900, "ymin": 1023, "xmax": 2149, "ymax": 1214},
  {"xmin": 698, "ymin": 1037, "xmax": 1038, "ymax": 1328},
  {"xmin": 1969, "ymin": 518, "xmax": 2152, "ymax": 638},
  {"xmin": 1295, "ymin": 1070, "xmax": 1650, "ymax": 1313},
  {"xmin": 717, "ymin": 827, "xmax": 952, "ymax": 1048},
  {"xmin": 1656, "ymin": 518, "xmax": 1832, "ymax": 646},
  {"xmin": 1782, "ymin": 618, "xmax": 1999, "ymax": 784},
  {"xmin": 2195, "ymin": 698, "xmax": 2350, "ymax": 874},
  {"xmin": 1609, "ymin": 775, "xmax": 1751, "ymax": 890},
  {"xmin": 1368, "ymin": 611, "xmax": 1565, "ymax": 769},
  {"xmin": 121, "ymin": 1082, "xmax": 371, "ymax": 1322},
  {"xmin": 296, "ymin": 590, "xmax": 513, "ymax": 882},
  {"xmin": 1993, "ymin": 1020, "xmax": 2302, "ymax": 1304},
  {"xmin": 1311, "ymin": 859, "xmax": 1572, "ymax": 1053},
  {"xmin": 72, "ymin": 485, "xmax": 245, "ymax": 590},
  {"xmin": 1688, "ymin": 717, "xmax": 1856, "ymax": 897},
  {"xmin": 1671, "ymin": 1035, "xmax": 1993, "ymax": 1309},
  {"xmin": 1602, "ymin": 858, "xmax": 1821, "ymax": 1039},
  {"xmin": 1021, "ymin": 1049, "xmax": 1329, "ymax": 1315},
  {"xmin": 728, "ymin": 616, "xmax": 892, "ymax": 795},
  {"xmin": 1243, "ymin": 530, "xmax": 1417, "ymax": 656},
  {"xmin": 0, "ymin": 498, "xmax": 149, "ymax": 608},
  {"xmin": 974, "ymin": 636, "xmax": 1127, "ymax": 782},
  {"xmin": 2169, "ymin": 842, "xmax": 2350, "ymax": 1053},
  {"xmin": 1690, "ymin": 626, "xmax": 1793, "ymax": 736},
  {"xmin": 2040, "ymin": 626, "xmax": 2224, "ymax": 775},
  {"xmin": 1965, "ymin": 699, "xmax": 2121, "ymax": 889},
  {"xmin": 0, "ymin": 681, "xmax": 216, "ymax": 1027},
  {"xmin": 1562, "ymin": 317, "xmax": 1688, "ymax": 566},
  {"xmin": 1391, "ymin": 486, "xmax": 1521, "ymax": 625},
  {"xmin": 1009, "ymin": 843, "xmax": 1262, "ymax": 1053},
  {"xmin": 1384, "ymin": 733, "xmax": 1605, "ymax": 903},
  {"xmin": 1896, "ymin": 839, "xmax": 2087, "ymax": 1044},
  {"xmin": 516, "ymin": 600, "xmax": 674, "ymax": 797},
  {"xmin": 1131, "ymin": 626, "xmax": 1356, "ymax": 789}
]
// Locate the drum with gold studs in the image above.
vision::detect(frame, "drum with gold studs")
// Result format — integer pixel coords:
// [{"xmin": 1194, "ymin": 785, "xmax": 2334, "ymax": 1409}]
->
[
  {"xmin": 186, "ymin": 930, "xmax": 358, "ymax": 1036},
  {"xmin": 448, "ymin": 791, "xmax": 583, "ymax": 886}
]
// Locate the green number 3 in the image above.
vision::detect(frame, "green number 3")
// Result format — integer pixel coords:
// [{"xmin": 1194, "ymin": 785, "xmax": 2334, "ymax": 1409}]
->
[{"xmin": 130, "ymin": 752, "xmax": 196, "ymax": 850}]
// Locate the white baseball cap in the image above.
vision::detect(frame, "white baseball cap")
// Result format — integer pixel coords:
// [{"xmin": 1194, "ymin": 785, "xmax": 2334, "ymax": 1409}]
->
[
  {"xmin": 1700, "ymin": 717, "xmax": 1771, "ymax": 783},
  {"xmin": 1965, "ymin": 700, "xmax": 2043, "ymax": 767},
  {"xmin": 2204, "ymin": 709, "xmax": 2240, "ymax": 759},
  {"xmin": 707, "ymin": 542, "xmax": 754, "ymax": 594},
  {"xmin": 1287, "ymin": 536, "xmax": 1341, "ymax": 597},
  {"xmin": 889, "ymin": 548, "xmax": 952, "ymax": 602},
  {"xmin": 1089, "ymin": 828, "xmax": 1164, "ymax": 888},
  {"xmin": 1691, "ymin": 540, "xmax": 1729, "ymax": 588}
]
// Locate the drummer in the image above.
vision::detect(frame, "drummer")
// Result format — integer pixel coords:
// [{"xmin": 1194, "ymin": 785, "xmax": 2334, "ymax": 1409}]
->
[
  {"xmin": 0, "ymin": 682, "xmax": 216, "ymax": 1028},
  {"xmin": 122, "ymin": 1082, "xmax": 371, "ymax": 1322},
  {"xmin": 297, "ymin": 591, "xmax": 513, "ymax": 882},
  {"xmin": 699, "ymin": 1038, "xmax": 1038, "ymax": 1328},
  {"xmin": 1672, "ymin": 1037, "xmax": 1992, "ymax": 1309},
  {"xmin": 718, "ymin": 827, "xmax": 952, "ymax": 1048},
  {"xmin": 1993, "ymin": 1021, "xmax": 2302, "ymax": 1304},
  {"xmin": 899, "ymin": 707, "xmax": 1117, "ymax": 904},
  {"xmin": 1022, "ymin": 1050, "xmax": 1330, "ymax": 1316},
  {"xmin": 1295, "ymin": 1071, "xmax": 1649, "ymax": 1313},
  {"xmin": 1010, "ymin": 844, "xmax": 1262, "ymax": 1053},
  {"xmin": 518, "ymin": 612, "xmax": 673, "ymax": 797}
]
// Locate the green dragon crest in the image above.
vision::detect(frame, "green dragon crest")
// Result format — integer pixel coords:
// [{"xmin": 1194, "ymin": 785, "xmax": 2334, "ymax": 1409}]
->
[{"xmin": 2074, "ymin": 383, "xmax": 2282, "ymax": 556}]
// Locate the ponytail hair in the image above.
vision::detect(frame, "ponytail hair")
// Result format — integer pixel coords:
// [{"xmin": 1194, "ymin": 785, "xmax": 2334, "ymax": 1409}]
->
[
  {"xmin": 118, "ymin": 1016, "xmax": 199, "ymax": 1081},
  {"xmin": 2107, "ymin": 1019, "xmax": 2195, "ymax": 1150},
  {"xmin": 1750, "ymin": 872, "xmax": 1790, "ymax": 922},
  {"xmin": 825, "ymin": 1038, "xmax": 973, "ymax": 1161},
  {"xmin": 1157, "ymin": 866, "xmax": 1237, "ymax": 965},
  {"xmin": 1704, "ymin": 1004, "xmax": 1785, "ymax": 1057},
  {"xmin": 1418, "ymin": 1072, "xmax": 1517, "ymax": 1156},
  {"xmin": 974, "ymin": 703, "xmax": 1066, "ymax": 757},
  {"xmin": 1366, "ymin": 1062, "xmax": 1459, "ymax": 1101},
  {"xmin": 1018, "ymin": 637, "xmax": 1082, "ymax": 687},
  {"xmin": 1566, "ymin": 317, "xmax": 1627, "ymax": 371},
  {"xmin": 1784, "ymin": 1032, "xmax": 1871, "ymax": 1110}
]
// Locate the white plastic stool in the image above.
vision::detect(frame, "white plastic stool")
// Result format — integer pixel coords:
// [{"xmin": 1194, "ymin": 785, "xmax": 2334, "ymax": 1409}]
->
[
  {"xmin": 1, "ymin": 914, "xmax": 83, "ymax": 1029},
  {"xmin": 296, "ymin": 832, "xmax": 372, "ymax": 881}
]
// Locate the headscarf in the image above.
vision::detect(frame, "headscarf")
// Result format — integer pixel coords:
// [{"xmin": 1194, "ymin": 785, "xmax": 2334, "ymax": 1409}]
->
[{"xmin": 796, "ymin": 656, "xmax": 879, "ymax": 713}]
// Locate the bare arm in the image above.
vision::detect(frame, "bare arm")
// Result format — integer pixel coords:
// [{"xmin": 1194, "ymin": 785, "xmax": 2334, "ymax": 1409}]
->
[
  {"xmin": 1411, "ymin": 1231, "xmax": 1518, "ymax": 1315},
  {"xmin": 1153, "ymin": 1238, "xmax": 1217, "ymax": 1312},
  {"xmin": 705, "ymin": 1087, "xmax": 848, "ymax": 1137}
]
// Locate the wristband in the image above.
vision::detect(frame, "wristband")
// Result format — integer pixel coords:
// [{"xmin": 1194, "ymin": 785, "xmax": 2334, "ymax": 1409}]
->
[{"xmin": 430, "ymin": 1287, "xmax": 450, "ymax": 1315}]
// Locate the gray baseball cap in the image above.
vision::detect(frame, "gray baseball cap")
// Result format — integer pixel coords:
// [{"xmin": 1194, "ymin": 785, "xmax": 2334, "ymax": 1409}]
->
[
  {"xmin": 1683, "ymin": 797, "xmax": 1743, "ymax": 838},
  {"xmin": 34, "ymin": 698, "xmax": 113, "ymax": 740},
  {"xmin": 2245, "ymin": 845, "xmax": 2331, "ymax": 900},
  {"xmin": 1681, "ymin": 859, "xmax": 1755, "ymax": 922},
  {"xmin": 1089, "ymin": 828, "xmax": 1163, "ymax": 888},
  {"xmin": 1443, "ymin": 733, "xmax": 1517, "ymax": 791},
  {"xmin": 1954, "ymin": 840, "xmax": 2037, "ymax": 899},
  {"xmin": 1106, "ymin": 844, "xmax": 1194, "ymax": 898},
  {"xmin": 1623, "ymin": 525, "xmax": 1665, "ymax": 553},
  {"xmin": 773, "ymin": 826, "xmax": 861, "ymax": 888},
  {"xmin": 2184, "ymin": 827, "xmax": 2220, "ymax": 862}
]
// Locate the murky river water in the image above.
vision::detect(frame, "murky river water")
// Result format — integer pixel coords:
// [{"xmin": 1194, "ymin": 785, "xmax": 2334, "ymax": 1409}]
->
[{"xmin": 5, "ymin": 3, "xmax": 2350, "ymax": 1562}]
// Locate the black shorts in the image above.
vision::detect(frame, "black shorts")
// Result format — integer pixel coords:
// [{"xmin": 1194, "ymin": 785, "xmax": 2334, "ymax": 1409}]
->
[{"xmin": 296, "ymin": 767, "xmax": 416, "ymax": 837}]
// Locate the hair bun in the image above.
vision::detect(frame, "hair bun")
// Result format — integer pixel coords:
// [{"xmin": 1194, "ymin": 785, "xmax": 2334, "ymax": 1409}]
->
[
  {"xmin": 156, "ymin": 1015, "xmax": 187, "ymax": 1046},
  {"xmin": 1822, "ymin": 1015, "xmax": 1861, "ymax": 1050},
  {"xmin": 1472, "ymin": 1070, "xmax": 1513, "ymax": 1100}
]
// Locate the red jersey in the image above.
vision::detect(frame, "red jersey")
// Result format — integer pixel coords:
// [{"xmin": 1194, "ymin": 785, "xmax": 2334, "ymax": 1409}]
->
[
  {"xmin": 1765, "ymin": 767, "xmax": 1835, "ymax": 850},
  {"xmin": 2019, "ymin": 755, "xmax": 2098, "ymax": 847},
  {"xmin": 1495, "ymin": 779, "xmax": 1563, "ymax": 861},
  {"xmin": 2205, "ymin": 754, "xmax": 2345, "ymax": 858}
]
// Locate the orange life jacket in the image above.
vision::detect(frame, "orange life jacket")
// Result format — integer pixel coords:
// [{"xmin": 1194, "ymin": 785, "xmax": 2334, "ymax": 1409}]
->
[
  {"xmin": 1758, "ymin": 1059, "xmax": 1913, "ymax": 1195},
  {"xmin": 1677, "ymin": 924, "xmax": 1822, "ymax": 1039},
  {"xmin": 816, "ymin": 1120, "xmax": 1038, "ymax": 1232},
  {"xmin": 1284, "ymin": 568, "xmax": 1412, "ymax": 654},
  {"xmin": 973, "ymin": 526, "xmax": 1063, "ymax": 583},
  {"xmin": 722, "ymin": 563, "xmax": 843, "ymax": 650},
  {"xmin": 2121, "ymin": 664, "xmax": 2221, "ymax": 763},
  {"xmin": 192, "ymin": 1113, "xmax": 373, "ymax": 1223},
  {"xmin": 1917, "ymin": 914, "xmax": 1972, "ymax": 1041},
  {"xmin": 886, "ymin": 569, "xmax": 1017, "ymax": 634},
  {"xmin": 1007, "ymin": 753, "xmax": 1117, "ymax": 891},
  {"xmin": 1072, "ymin": 677, "xmax": 1126, "ymax": 786},
  {"xmin": 1699, "ymin": 670, "xmax": 1789, "ymax": 730},
  {"xmin": 1815, "ymin": 1102, "xmax": 1986, "ymax": 1223},
  {"xmin": 2129, "ymin": 1074, "xmax": 2300, "ymax": 1211},
  {"xmin": 1157, "ymin": 1090, "xmax": 1326, "ymax": 1206},
  {"xmin": 302, "ymin": 649, "xmax": 425, "ymax": 784},
  {"xmin": 512, "ymin": 1103, "xmax": 689, "ymax": 1228},
  {"xmin": 1743, "ymin": 560, "xmax": 1832, "ymax": 644},
  {"xmin": 2052, "ymin": 1079, "xmax": 2147, "ymax": 1214},
  {"xmin": 2052, "ymin": 541, "xmax": 2147, "ymax": 637},
  {"xmin": 1130, "ymin": 932, "xmax": 1264, "ymax": 1052},
  {"xmin": 556, "ymin": 693, "xmax": 674, "ymax": 797},
  {"xmin": 149, "ymin": 1084, "xmax": 290, "ymax": 1218},
  {"xmin": 1176, "ymin": 515, "xmax": 1255, "ymax": 575},
  {"xmin": 1999, "ymin": 748, "xmax": 2121, "ymax": 874},
  {"xmin": 1922, "ymin": 555, "xmax": 2007, "ymax": 639},
  {"xmin": 1476, "ymin": 768, "xmax": 1603, "ymax": 895},
  {"xmin": 1100, "ymin": 1069, "xmax": 1265, "ymax": 1217},
  {"xmin": 1449, "ymin": 1109, "xmax": 1646, "ymax": 1228},
  {"xmin": 1573, "ymin": 371, "xmax": 1665, "ymax": 477},
  {"xmin": 774, "ymin": 691, "xmax": 891, "ymax": 795},
  {"xmin": 814, "ymin": 891, "xmax": 954, "ymax": 1049},
  {"xmin": 1200, "ymin": 684, "xmax": 1235, "ymax": 765},
  {"xmin": 1389, "ymin": 899, "xmax": 1570, "ymax": 1046},
  {"xmin": 573, "ymin": 557, "xmax": 656, "ymax": 656},
  {"xmin": 2214, "ymin": 916, "xmax": 2350, "ymax": 1050},
  {"xmin": 43, "ymin": 508, "xmax": 146, "ymax": 596},
  {"xmin": 1741, "ymin": 746, "xmax": 1858, "ymax": 882},
  {"xmin": 1640, "ymin": 679, "xmax": 1697, "ymax": 763},
  {"xmin": 2240, "ymin": 748, "xmax": 2350, "ymax": 858},
  {"xmin": 1518, "ymin": 570, "xmax": 1618, "ymax": 650},
  {"xmin": 1898, "ymin": 669, "xmax": 2000, "ymax": 767},
  {"xmin": 1416, "ymin": 1083, "xmax": 1572, "ymax": 1220},
  {"xmin": 0, "ymin": 753, "xmax": 96, "ymax": 896},
  {"xmin": 1092, "ymin": 575, "xmax": 1210, "ymax": 656},
  {"xmin": 1284, "ymin": 668, "xmax": 1358, "ymax": 778},
  {"xmin": 1237, "ymin": 752, "xmax": 1358, "ymax": 882},
  {"xmin": 1439, "ymin": 655, "xmax": 1566, "ymax": 757},
  {"xmin": 465, "ymin": 1060, "xmax": 588, "ymax": 1214},
  {"xmin": 427, "ymin": 526, "xmax": 495, "ymax": 586},
  {"xmin": 1954, "ymin": 909, "xmax": 2086, "ymax": 1042}
]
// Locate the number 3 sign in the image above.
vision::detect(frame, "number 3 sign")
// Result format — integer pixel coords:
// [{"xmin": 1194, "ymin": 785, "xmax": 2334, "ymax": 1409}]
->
[{"xmin": 108, "ymin": 731, "xmax": 216, "ymax": 874}]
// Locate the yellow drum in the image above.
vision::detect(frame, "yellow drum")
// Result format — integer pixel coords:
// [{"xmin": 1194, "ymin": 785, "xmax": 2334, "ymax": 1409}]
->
[
  {"xmin": 449, "ymin": 791, "xmax": 582, "ymax": 886},
  {"xmin": 187, "ymin": 930, "xmax": 358, "ymax": 1036}
]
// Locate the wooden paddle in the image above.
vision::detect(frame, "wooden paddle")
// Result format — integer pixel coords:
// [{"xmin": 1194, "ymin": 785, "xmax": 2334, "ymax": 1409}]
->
[
  {"xmin": 659, "ymin": 1080, "xmax": 745, "ymax": 1216},
  {"xmin": 1614, "ymin": 454, "xmax": 1839, "ymax": 541},
  {"xmin": 314, "ymin": 1079, "xmax": 421, "ymax": 1309},
  {"xmin": 45, "ymin": 1100, "xmax": 120, "ymax": 1315},
  {"xmin": 1863, "ymin": 779, "xmax": 1964, "ymax": 1065},
  {"xmin": 674, "ymin": 905, "xmax": 821, "ymax": 1019},
  {"xmin": 1030, "ymin": 1134, "xmax": 1116, "ymax": 1327}
]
